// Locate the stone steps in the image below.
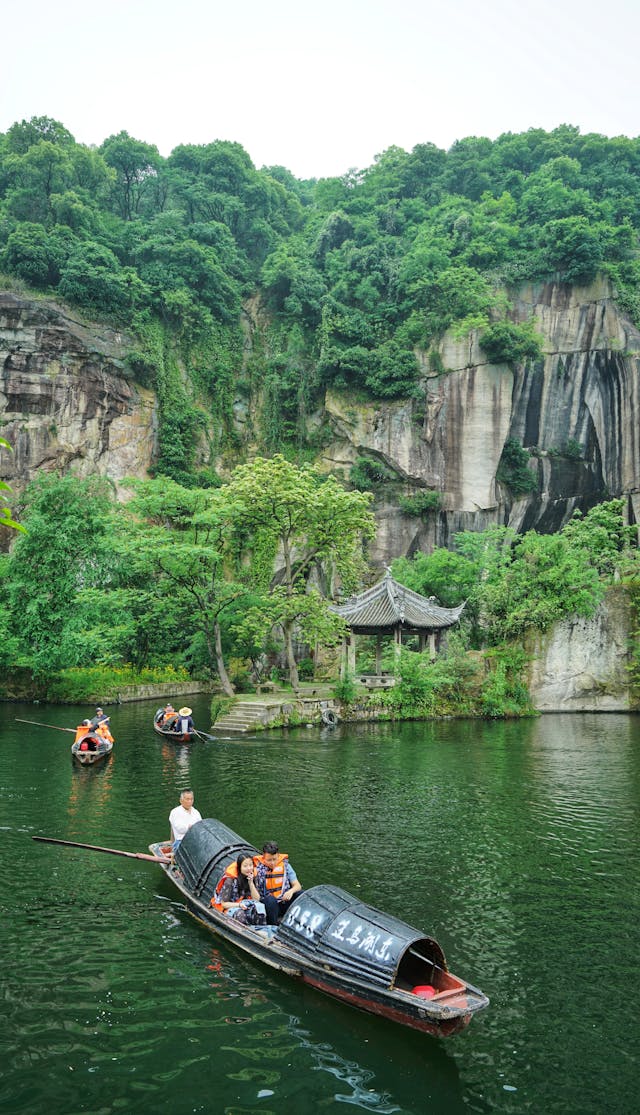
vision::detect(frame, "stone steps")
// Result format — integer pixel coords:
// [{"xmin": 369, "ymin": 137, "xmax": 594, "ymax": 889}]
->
[{"xmin": 213, "ymin": 700, "xmax": 277, "ymax": 733}]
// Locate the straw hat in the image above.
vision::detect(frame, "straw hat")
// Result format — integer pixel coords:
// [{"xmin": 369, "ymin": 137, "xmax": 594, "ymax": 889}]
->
[{"xmin": 178, "ymin": 707, "xmax": 192, "ymax": 716}]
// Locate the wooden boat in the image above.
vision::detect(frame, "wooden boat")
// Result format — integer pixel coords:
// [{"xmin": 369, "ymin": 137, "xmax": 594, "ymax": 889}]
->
[
  {"xmin": 71, "ymin": 733, "xmax": 113, "ymax": 766},
  {"xmin": 153, "ymin": 710, "xmax": 194, "ymax": 743},
  {"xmin": 149, "ymin": 819, "xmax": 489, "ymax": 1038}
]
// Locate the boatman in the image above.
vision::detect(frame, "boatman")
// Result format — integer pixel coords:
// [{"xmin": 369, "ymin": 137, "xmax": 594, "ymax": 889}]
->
[
  {"xmin": 176, "ymin": 706, "xmax": 195, "ymax": 734},
  {"xmin": 90, "ymin": 706, "xmax": 111, "ymax": 730},
  {"xmin": 169, "ymin": 789, "xmax": 202, "ymax": 851},
  {"xmin": 254, "ymin": 841, "xmax": 302, "ymax": 925}
]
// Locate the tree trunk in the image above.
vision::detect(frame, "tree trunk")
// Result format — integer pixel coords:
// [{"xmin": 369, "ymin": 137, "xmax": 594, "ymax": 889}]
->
[
  {"xmin": 284, "ymin": 620, "xmax": 299, "ymax": 692},
  {"xmin": 282, "ymin": 538, "xmax": 299, "ymax": 691},
  {"xmin": 213, "ymin": 621, "xmax": 235, "ymax": 697}
]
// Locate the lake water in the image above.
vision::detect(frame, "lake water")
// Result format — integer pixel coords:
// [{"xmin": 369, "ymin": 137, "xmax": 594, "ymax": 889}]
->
[{"xmin": 1, "ymin": 699, "xmax": 638, "ymax": 1114}]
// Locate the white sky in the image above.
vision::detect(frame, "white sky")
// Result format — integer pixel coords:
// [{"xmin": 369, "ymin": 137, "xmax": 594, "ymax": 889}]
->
[{"xmin": 2, "ymin": 0, "xmax": 639, "ymax": 179}]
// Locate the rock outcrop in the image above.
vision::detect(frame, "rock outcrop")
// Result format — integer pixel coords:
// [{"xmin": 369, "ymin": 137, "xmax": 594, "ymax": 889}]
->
[
  {"xmin": 0, "ymin": 292, "xmax": 157, "ymax": 504},
  {"xmin": 526, "ymin": 587, "xmax": 634, "ymax": 711},
  {"xmin": 320, "ymin": 276, "xmax": 640, "ymax": 565}
]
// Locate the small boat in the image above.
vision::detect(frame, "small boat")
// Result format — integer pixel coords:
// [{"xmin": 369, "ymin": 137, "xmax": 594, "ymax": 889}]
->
[
  {"xmin": 71, "ymin": 733, "xmax": 113, "ymax": 766},
  {"xmin": 153, "ymin": 709, "xmax": 194, "ymax": 743},
  {"xmin": 149, "ymin": 819, "xmax": 489, "ymax": 1038}
]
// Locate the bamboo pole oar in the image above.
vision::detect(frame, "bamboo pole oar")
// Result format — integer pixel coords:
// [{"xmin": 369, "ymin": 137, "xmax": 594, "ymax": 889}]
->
[
  {"xmin": 193, "ymin": 727, "xmax": 217, "ymax": 742},
  {"xmin": 16, "ymin": 718, "xmax": 77, "ymax": 734},
  {"xmin": 32, "ymin": 835, "xmax": 170, "ymax": 863}
]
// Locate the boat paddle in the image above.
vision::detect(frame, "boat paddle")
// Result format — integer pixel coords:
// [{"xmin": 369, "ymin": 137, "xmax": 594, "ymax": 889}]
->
[
  {"xmin": 32, "ymin": 835, "xmax": 170, "ymax": 863},
  {"xmin": 193, "ymin": 727, "xmax": 217, "ymax": 742},
  {"xmin": 16, "ymin": 718, "xmax": 77, "ymax": 734}
]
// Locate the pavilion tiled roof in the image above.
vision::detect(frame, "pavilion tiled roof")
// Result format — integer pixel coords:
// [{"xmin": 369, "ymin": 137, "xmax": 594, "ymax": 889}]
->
[{"xmin": 331, "ymin": 571, "xmax": 465, "ymax": 633}]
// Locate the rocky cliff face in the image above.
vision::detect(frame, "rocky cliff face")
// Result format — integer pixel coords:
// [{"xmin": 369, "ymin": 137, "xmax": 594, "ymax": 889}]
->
[
  {"xmin": 319, "ymin": 276, "xmax": 640, "ymax": 566},
  {"xmin": 526, "ymin": 587, "xmax": 634, "ymax": 711},
  {"xmin": 0, "ymin": 293, "xmax": 157, "ymax": 510},
  {"xmin": 3, "ymin": 278, "xmax": 640, "ymax": 570}
]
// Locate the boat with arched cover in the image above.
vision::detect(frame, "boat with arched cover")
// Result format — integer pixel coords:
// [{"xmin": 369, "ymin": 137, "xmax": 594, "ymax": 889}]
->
[{"xmin": 149, "ymin": 818, "xmax": 489, "ymax": 1037}]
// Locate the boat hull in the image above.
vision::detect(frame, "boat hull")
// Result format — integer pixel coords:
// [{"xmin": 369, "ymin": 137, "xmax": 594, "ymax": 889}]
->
[
  {"xmin": 153, "ymin": 722, "xmax": 193, "ymax": 744},
  {"xmin": 72, "ymin": 739, "xmax": 113, "ymax": 765}
]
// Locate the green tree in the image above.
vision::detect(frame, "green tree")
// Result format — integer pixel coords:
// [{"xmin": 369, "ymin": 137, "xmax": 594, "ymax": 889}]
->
[
  {"xmin": 122, "ymin": 477, "xmax": 247, "ymax": 695},
  {"xmin": 481, "ymin": 530, "xmax": 603, "ymax": 642},
  {"xmin": 5, "ymin": 474, "xmax": 117, "ymax": 674},
  {"xmin": 225, "ymin": 455, "xmax": 376, "ymax": 688},
  {"xmin": 100, "ymin": 131, "xmax": 161, "ymax": 221}
]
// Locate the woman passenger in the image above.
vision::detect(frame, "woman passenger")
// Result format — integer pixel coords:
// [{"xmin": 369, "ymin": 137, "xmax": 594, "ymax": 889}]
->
[{"xmin": 212, "ymin": 854, "xmax": 266, "ymax": 926}]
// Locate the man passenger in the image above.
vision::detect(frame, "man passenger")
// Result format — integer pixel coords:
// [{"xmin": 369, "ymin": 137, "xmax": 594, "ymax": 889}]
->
[{"xmin": 254, "ymin": 840, "xmax": 302, "ymax": 925}]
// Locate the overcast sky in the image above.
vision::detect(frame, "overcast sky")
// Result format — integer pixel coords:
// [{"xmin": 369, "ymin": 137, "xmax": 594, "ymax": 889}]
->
[{"xmin": 3, "ymin": 0, "xmax": 639, "ymax": 179}]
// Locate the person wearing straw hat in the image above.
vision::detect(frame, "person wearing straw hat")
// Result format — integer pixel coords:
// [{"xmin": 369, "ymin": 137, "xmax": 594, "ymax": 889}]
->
[{"xmin": 176, "ymin": 706, "xmax": 195, "ymax": 735}]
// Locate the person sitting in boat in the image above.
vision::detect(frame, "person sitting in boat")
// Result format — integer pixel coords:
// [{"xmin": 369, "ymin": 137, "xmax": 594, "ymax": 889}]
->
[
  {"xmin": 211, "ymin": 854, "xmax": 267, "ymax": 927},
  {"xmin": 254, "ymin": 841, "xmax": 302, "ymax": 925},
  {"xmin": 159, "ymin": 704, "xmax": 179, "ymax": 730},
  {"xmin": 74, "ymin": 719, "xmax": 93, "ymax": 744},
  {"xmin": 74, "ymin": 721, "xmax": 98, "ymax": 752},
  {"xmin": 95, "ymin": 720, "xmax": 114, "ymax": 745},
  {"xmin": 169, "ymin": 789, "xmax": 202, "ymax": 851},
  {"xmin": 176, "ymin": 707, "xmax": 195, "ymax": 735}
]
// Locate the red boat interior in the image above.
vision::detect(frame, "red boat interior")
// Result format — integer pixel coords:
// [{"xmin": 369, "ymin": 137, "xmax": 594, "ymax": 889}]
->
[{"xmin": 393, "ymin": 944, "xmax": 466, "ymax": 998}]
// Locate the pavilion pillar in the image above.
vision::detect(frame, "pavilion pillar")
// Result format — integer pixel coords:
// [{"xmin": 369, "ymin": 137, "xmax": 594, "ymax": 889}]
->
[
  {"xmin": 418, "ymin": 634, "xmax": 426, "ymax": 653},
  {"xmin": 348, "ymin": 633, "xmax": 356, "ymax": 676},
  {"xmin": 394, "ymin": 625, "xmax": 402, "ymax": 663},
  {"xmin": 428, "ymin": 632, "xmax": 436, "ymax": 660},
  {"xmin": 342, "ymin": 633, "xmax": 356, "ymax": 677},
  {"xmin": 375, "ymin": 635, "xmax": 382, "ymax": 674}
]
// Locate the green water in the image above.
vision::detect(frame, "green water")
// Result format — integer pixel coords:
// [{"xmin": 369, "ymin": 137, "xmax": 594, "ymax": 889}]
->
[{"xmin": 1, "ymin": 699, "xmax": 638, "ymax": 1114}]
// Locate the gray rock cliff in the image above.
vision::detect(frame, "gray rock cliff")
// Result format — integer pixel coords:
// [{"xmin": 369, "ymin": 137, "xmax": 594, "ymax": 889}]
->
[
  {"xmin": 319, "ymin": 276, "xmax": 640, "ymax": 566},
  {"xmin": 0, "ymin": 292, "xmax": 157, "ymax": 505}
]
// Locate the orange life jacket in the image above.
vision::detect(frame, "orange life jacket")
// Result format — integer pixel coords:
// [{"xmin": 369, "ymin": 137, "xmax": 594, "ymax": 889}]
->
[
  {"xmin": 211, "ymin": 862, "xmax": 244, "ymax": 913},
  {"xmin": 254, "ymin": 853, "xmax": 289, "ymax": 899},
  {"xmin": 96, "ymin": 723, "xmax": 114, "ymax": 744},
  {"xmin": 74, "ymin": 724, "xmax": 91, "ymax": 743}
]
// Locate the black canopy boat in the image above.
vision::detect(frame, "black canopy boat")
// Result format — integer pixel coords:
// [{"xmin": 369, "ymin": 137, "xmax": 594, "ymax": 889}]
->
[{"xmin": 149, "ymin": 819, "xmax": 489, "ymax": 1037}]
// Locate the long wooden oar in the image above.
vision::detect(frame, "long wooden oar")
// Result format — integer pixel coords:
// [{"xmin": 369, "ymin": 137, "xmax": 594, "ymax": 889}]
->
[
  {"xmin": 16, "ymin": 718, "xmax": 77, "ymax": 734},
  {"xmin": 33, "ymin": 835, "xmax": 170, "ymax": 863},
  {"xmin": 193, "ymin": 728, "xmax": 217, "ymax": 742}
]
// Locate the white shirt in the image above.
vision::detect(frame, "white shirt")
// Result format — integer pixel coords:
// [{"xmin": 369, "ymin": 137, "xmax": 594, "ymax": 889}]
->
[{"xmin": 169, "ymin": 804, "xmax": 202, "ymax": 841}]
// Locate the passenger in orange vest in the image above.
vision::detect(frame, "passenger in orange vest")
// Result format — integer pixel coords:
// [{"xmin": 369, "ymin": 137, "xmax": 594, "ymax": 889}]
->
[
  {"xmin": 211, "ymin": 854, "xmax": 267, "ymax": 926},
  {"xmin": 74, "ymin": 720, "xmax": 92, "ymax": 743},
  {"xmin": 161, "ymin": 704, "xmax": 179, "ymax": 729},
  {"xmin": 95, "ymin": 721, "xmax": 114, "ymax": 745},
  {"xmin": 74, "ymin": 720, "xmax": 98, "ymax": 751},
  {"xmin": 254, "ymin": 841, "xmax": 302, "ymax": 925}
]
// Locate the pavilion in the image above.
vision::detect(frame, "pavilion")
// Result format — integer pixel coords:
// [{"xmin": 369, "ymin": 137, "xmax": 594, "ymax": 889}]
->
[{"xmin": 331, "ymin": 570, "xmax": 465, "ymax": 683}]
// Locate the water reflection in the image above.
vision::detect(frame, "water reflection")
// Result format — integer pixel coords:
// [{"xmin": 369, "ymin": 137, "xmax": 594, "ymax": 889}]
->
[
  {"xmin": 160, "ymin": 740, "xmax": 192, "ymax": 781},
  {"xmin": 67, "ymin": 757, "xmax": 115, "ymax": 826},
  {"xmin": 196, "ymin": 941, "xmax": 464, "ymax": 1114}
]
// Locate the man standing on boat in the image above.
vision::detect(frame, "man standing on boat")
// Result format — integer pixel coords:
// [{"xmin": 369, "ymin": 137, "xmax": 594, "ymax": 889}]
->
[
  {"xmin": 90, "ymin": 707, "xmax": 110, "ymax": 730},
  {"xmin": 176, "ymin": 707, "xmax": 195, "ymax": 735},
  {"xmin": 169, "ymin": 789, "xmax": 202, "ymax": 851},
  {"xmin": 254, "ymin": 841, "xmax": 302, "ymax": 924}
]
